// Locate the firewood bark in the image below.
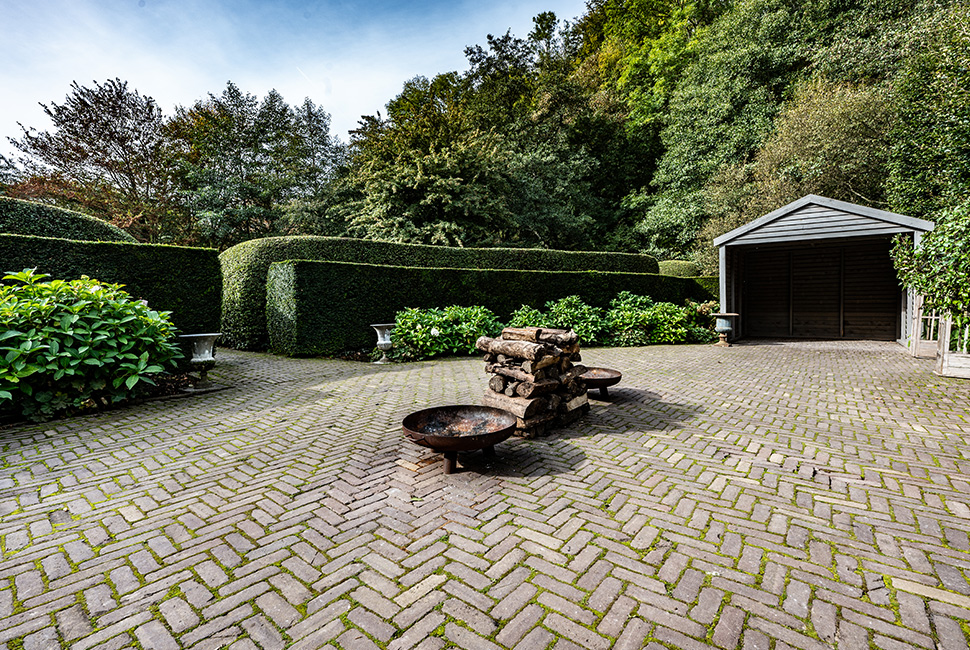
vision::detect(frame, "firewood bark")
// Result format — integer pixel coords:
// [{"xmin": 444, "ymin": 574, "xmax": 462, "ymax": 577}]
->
[
  {"xmin": 533, "ymin": 355, "xmax": 560, "ymax": 371},
  {"xmin": 488, "ymin": 375, "xmax": 507, "ymax": 393},
  {"xmin": 515, "ymin": 379, "xmax": 559, "ymax": 398},
  {"xmin": 475, "ymin": 336, "xmax": 550, "ymax": 361},
  {"xmin": 504, "ymin": 381, "xmax": 522, "ymax": 397},
  {"xmin": 501, "ymin": 327, "xmax": 543, "ymax": 342},
  {"xmin": 485, "ymin": 364, "xmax": 536, "ymax": 383},
  {"xmin": 537, "ymin": 329, "xmax": 578, "ymax": 347},
  {"xmin": 482, "ymin": 391, "xmax": 547, "ymax": 419}
]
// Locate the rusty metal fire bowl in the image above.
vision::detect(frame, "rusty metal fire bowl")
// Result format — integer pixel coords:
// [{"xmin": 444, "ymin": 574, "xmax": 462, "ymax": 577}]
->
[
  {"xmin": 402, "ymin": 405, "xmax": 516, "ymax": 474},
  {"xmin": 581, "ymin": 367, "xmax": 622, "ymax": 398}
]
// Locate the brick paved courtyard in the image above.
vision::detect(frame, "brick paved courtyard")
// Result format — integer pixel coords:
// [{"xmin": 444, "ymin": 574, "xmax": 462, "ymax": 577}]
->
[{"xmin": 2, "ymin": 340, "xmax": 970, "ymax": 649}]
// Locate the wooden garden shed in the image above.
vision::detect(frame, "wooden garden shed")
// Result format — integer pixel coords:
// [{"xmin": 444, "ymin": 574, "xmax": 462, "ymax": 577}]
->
[{"xmin": 714, "ymin": 195, "xmax": 934, "ymax": 342}]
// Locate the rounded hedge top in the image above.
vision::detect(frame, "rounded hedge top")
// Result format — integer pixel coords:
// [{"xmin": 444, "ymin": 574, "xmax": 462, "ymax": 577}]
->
[
  {"xmin": 0, "ymin": 196, "xmax": 136, "ymax": 243},
  {"xmin": 219, "ymin": 235, "xmax": 660, "ymax": 350},
  {"xmin": 658, "ymin": 259, "xmax": 702, "ymax": 277}
]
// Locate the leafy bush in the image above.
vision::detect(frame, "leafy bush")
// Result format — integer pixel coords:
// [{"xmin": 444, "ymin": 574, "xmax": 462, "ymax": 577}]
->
[
  {"xmin": 607, "ymin": 293, "xmax": 717, "ymax": 346},
  {"xmin": 390, "ymin": 305, "xmax": 502, "ymax": 361},
  {"xmin": 0, "ymin": 196, "xmax": 135, "ymax": 242},
  {"xmin": 543, "ymin": 296, "xmax": 608, "ymax": 345},
  {"xmin": 0, "ymin": 269, "xmax": 182, "ymax": 421},
  {"xmin": 508, "ymin": 305, "xmax": 550, "ymax": 328},
  {"xmin": 893, "ymin": 198, "xmax": 970, "ymax": 315},
  {"xmin": 684, "ymin": 300, "xmax": 720, "ymax": 343}
]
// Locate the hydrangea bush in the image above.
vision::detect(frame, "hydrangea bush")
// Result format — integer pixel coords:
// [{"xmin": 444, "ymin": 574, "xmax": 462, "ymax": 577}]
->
[{"xmin": 0, "ymin": 269, "xmax": 183, "ymax": 420}]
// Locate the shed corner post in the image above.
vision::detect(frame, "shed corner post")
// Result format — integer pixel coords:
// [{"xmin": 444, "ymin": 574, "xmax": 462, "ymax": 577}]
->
[{"xmin": 719, "ymin": 246, "xmax": 731, "ymax": 339}]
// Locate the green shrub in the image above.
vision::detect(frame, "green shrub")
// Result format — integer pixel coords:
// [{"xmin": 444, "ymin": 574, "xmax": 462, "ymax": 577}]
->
[
  {"xmin": 684, "ymin": 299, "xmax": 720, "ymax": 343},
  {"xmin": 658, "ymin": 260, "xmax": 702, "ymax": 277},
  {"xmin": 543, "ymin": 296, "xmax": 608, "ymax": 345},
  {"xmin": 508, "ymin": 305, "xmax": 550, "ymax": 328},
  {"xmin": 0, "ymin": 270, "xmax": 182, "ymax": 421},
  {"xmin": 0, "ymin": 234, "xmax": 221, "ymax": 334},
  {"xmin": 222, "ymin": 235, "xmax": 660, "ymax": 350},
  {"xmin": 390, "ymin": 305, "xmax": 502, "ymax": 361},
  {"xmin": 265, "ymin": 260, "xmax": 714, "ymax": 356},
  {"xmin": 607, "ymin": 293, "xmax": 718, "ymax": 346},
  {"xmin": 0, "ymin": 196, "xmax": 135, "ymax": 242}
]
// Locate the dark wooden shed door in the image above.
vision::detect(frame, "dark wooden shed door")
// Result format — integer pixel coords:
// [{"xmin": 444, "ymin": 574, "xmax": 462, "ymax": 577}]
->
[{"xmin": 741, "ymin": 238, "xmax": 899, "ymax": 339}]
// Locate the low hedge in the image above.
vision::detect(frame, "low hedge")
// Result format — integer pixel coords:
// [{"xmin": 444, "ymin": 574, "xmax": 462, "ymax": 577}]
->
[
  {"xmin": 266, "ymin": 260, "xmax": 716, "ymax": 356},
  {"xmin": 0, "ymin": 196, "xmax": 135, "ymax": 242},
  {"xmin": 659, "ymin": 260, "xmax": 702, "ymax": 277},
  {"xmin": 222, "ymin": 236, "xmax": 660, "ymax": 350},
  {"xmin": 0, "ymin": 234, "xmax": 221, "ymax": 334}
]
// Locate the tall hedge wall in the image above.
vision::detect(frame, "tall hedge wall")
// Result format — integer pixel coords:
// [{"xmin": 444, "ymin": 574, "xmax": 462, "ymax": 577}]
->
[
  {"xmin": 267, "ymin": 260, "xmax": 716, "ymax": 356},
  {"xmin": 1, "ymin": 234, "xmax": 221, "ymax": 334},
  {"xmin": 0, "ymin": 196, "xmax": 136, "ymax": 242},
  {"xmin": 223, "ymin": 235, "xmax": 660, "ymax": 350}
]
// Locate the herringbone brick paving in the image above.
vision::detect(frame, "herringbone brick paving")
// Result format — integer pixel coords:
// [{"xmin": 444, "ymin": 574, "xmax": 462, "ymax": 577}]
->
[{"xmin": 2, "ymin": 341, "xmax": 970, "ymax": 649}]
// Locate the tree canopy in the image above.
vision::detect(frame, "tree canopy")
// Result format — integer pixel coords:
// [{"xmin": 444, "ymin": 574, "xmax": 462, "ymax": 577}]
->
[{"xmin": 3, "ymin": 1, "xmax": 967, "ymax": 258}]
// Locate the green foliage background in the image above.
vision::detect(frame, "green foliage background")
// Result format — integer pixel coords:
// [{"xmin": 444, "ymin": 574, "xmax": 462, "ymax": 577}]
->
[{"xmin": 4, "ymin": 1, "xmax": 967, "ymax": 274}]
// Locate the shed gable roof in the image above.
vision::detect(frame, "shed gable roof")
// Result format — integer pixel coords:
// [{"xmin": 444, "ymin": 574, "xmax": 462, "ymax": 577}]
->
[{"xmin": 714, "ymin": 195, "xmax": 935, "ymax": 248}]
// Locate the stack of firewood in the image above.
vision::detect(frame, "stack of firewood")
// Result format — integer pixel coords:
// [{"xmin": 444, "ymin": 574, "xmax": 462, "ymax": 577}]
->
[{"xmin": 476, "ymin": 327, "xmax": 590, "ymax": 438}]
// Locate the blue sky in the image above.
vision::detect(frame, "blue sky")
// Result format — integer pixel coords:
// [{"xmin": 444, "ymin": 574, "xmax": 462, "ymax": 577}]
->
[{"xmin": 1, "ymin": 0, "xmax": 588, "ymax": 157}]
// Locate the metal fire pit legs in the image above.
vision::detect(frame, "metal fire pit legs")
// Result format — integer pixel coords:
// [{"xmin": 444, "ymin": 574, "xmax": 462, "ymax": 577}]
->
[
  {"xmin": 402, "ymin": 405, "xmax": 516, "ymax": 474},
  {"xmin": 580, "ymin": 367, "xmax": 622, "ymax": 399}
]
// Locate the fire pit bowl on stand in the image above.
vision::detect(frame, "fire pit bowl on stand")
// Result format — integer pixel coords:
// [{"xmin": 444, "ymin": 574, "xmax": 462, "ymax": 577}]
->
[
  {"xmin": 580, "ymin": 367, "xmax": 622, "ymax": 399},
  {"xmin": 402, "ymin": 405, "xmax": 516, "ymax": 474}
]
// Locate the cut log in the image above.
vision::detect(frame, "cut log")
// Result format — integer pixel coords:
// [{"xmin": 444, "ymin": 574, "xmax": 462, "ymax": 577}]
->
[
  {"xmin": 515, "ymin": 379, "xmax": 560, "ymax": 398},
  {"xmin": 482, "ymin": 391, "xmax": 547, "ymax": 419},
  {"xmin": 563, "ymin": 393, "xmax": 589, "ymax": 412},
  {"xmin": 515, "ymin": 412, "xmax": 556, "ymax": 429},
  {"xmin": 533, "ymin": 355, "xmax": 560, "ymax": 371},
  {"xmin": 501, "ymin": 327, "xmax": 543, "ymax": 342},
  {"xmin": 559, "ymin": 365, "xmax": 587, "ymax": 384},
  {"xmin": 475, "ymin": 336, "xmax": 550, "ymax": 361},
  {"xmin": 488, "ymin": 375, "xmax": 507, "ymax": 393},
  {"xmin": 537, "ymin": 329, "xmax": 578, "ymax": 347},
  {"xmin": 485, "ymin": 364, "xmax": 536, "ymax": 383},
  {"xmin": 504, "ymin": 381, "xmax": 521, "ymax": 397},
  {"xmin": 547, "ymin": 394, "xmax": 562, "ymax": 412}
]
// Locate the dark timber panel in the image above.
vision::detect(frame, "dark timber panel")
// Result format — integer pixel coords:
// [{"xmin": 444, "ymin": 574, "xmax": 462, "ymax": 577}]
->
[
  {"xmin": 791, "ymin": 247, "xmax": 841, "ymax": 337},
  {"xmin": 740, "ymin": 237, "xmax": 899, "ymax": 340},
  {"xmin": 742, "ymin": 250, "xmax": 790, "ymax": 337},
  {"xmin": 843, "ymin": 239, "xmax": 898, "ymax": 339}
]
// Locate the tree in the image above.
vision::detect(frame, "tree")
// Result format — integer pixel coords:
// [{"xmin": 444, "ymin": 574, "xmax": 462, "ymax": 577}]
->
[
  {"xmin": 692, "ymin": 78, "xmax": 894, "ymax": 272},
  {"xmin": 7, "ymin": 78, "xmax": 184, "ymax": 242},
  {"xmin": 167, "ymin": 82, "xmax": 343, "ymax": 249},
  {"xmin": 888, "ymin": 3, "xmax": 970, "ymax": 218}
]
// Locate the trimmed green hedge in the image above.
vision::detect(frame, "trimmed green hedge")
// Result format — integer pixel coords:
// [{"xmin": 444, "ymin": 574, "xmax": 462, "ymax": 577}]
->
[
  {"xmin": 1, "ymin": 234, "xmax": 221, "ymax": 334},
  {"xmin": 0, "ymin": 196, "xmax": 135, "ymax": 242},
  {"xmin": 266, "ymin": 260, "xmax": 716, "ymax": 356},
  {"xmin": 223, "ymin": 235, "xmax": 660, "ymax": 350},
  {"xmin": 659, "ymin": 260, "xmax": 702, "ymax": 277}
]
